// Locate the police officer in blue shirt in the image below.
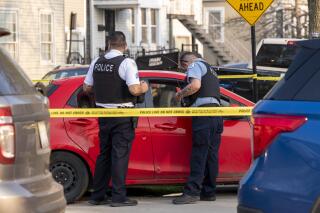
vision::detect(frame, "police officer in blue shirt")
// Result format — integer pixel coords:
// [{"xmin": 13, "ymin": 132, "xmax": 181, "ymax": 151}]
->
[
  {"xmin": 83, "ymin": 31, "xmax": 148, "ymax": 207},
  {"xmin": 173, "ymin": 52, "xmax": 223, "ymax": 204}
]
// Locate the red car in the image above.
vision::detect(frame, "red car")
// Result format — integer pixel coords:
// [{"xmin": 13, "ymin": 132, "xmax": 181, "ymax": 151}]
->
[{"xmin": 48, "ymin": 71, "xmax": 253, "ymax": 203}]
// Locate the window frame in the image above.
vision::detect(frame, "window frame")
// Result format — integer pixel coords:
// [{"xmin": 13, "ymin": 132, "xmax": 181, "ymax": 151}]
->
[
  {"xmin": 150, "ymin": 9, "xmax": 158, "ymax": 44},
  {"xmin": 205, "ymin": 7, "xmax": 225, "ymax": 43},
  {"xmin": 141, "ymin": 8, "xmax": 148, "ymax": 44},
  {"xmin": 147, "ymin": 78, "xmax": 185, "ymax": 108},
  {"xmin": 0, "ymin": 9, "xmax": 19, "ymax": 60},
  {"xmin": 67, "ymin": 85, "xmax": 96, "ymax": 108},
  {"xmin": 39, "ymin": 10, "xmax": 55, "ymax": 64}
]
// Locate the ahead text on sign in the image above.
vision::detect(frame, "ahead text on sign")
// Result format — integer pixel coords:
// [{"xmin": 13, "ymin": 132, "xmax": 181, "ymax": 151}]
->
[{"xmin": 239, "ymin": 2, "xmax": 264, "ymax": 11}]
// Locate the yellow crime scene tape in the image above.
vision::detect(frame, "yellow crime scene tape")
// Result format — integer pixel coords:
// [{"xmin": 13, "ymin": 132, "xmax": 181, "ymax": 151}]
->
[
  {"xmin": 32, "ymin": 79, "xmax": 51, "ymax": 83},
  {"xmin": 254, "ymin": 76, "xmax": 282, "ymax": 81},
  {"xmin": 49, "ymin": 107, "xmax": 253, "ymax": 118},
  {"xmin": 32, "ymin": 75, "xmax": 282, "ymax": 83},
  {"xmin": 219, "ymin": 74, "xmax": 282, "ymax": 81},
  {"xmin": 218, "ymin": 74, "xmax": 256, "ymax": 79}
]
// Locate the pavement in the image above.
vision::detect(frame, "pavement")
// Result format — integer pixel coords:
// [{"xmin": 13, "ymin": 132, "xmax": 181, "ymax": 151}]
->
[{"xmin": 66, "ymin": 185, "xmax": 238, "ymax": 213}]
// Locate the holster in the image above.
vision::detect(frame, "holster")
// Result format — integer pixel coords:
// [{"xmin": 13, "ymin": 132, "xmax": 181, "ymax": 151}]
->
[{"xmin": 132, "ymin": 117, "xmax": 139, "ymax": 129}]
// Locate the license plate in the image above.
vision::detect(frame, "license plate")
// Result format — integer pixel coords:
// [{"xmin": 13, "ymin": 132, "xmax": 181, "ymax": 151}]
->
[{"xmin": 38, "ymin": 121, "xmax": 49, "ymax": 149}]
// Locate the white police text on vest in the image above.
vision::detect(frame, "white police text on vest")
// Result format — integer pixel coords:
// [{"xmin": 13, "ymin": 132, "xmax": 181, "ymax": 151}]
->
[{"xmin": 94, "ymin": 63, "xmax": 115, "ymax": 72}]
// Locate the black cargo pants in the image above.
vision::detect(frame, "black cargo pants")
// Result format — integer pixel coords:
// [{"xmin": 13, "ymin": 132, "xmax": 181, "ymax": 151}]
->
[
  {"xmin": 183, "ymin": 115, "xmax": 224, "ymax": 197},
  {"xmin": 91, "ymin": 117, "xmax": 135, "ymax": 202}
]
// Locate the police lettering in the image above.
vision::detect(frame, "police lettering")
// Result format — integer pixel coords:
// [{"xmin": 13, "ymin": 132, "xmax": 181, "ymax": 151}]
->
[
  {"xmin": 94, "ymin": 63, "xmax": 114, "ymax": 72},
  {"xmin": 239, "ymin": 2, "xmax": 264, "ymax": 11}
]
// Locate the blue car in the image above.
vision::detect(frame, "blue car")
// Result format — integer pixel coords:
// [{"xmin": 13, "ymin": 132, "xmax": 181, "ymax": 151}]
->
[{"xmin": 238, "ymin": 39, "xmax": 320, "ymax": 213}]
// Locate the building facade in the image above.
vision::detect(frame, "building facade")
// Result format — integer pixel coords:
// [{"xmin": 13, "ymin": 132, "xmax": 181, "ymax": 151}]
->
[
  {"xmin": 89, "ymin": 0, "xmax": 170, "ymax": 60},
  {"xmin": 201, "ymin": 0, "xmax": 309, "ymax": 63},
  {"xmin": 65, "ymin": 0, "xmax": 87, "ymax": 64},
  {"xmin": 0, "ymin": 0, "xmax": 65, "ymax": 79}
]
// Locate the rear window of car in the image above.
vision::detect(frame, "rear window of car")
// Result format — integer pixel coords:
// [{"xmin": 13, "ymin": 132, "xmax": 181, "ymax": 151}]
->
[
  {"xmin": 265, "ymin": 41, "xmax": 320, "ymax": 101},
  {"xmin": 42, "ymin": 72, "xmax": 57, "ymax": 80},
  {"xmin": 256, "ymin": 44, "xmax": 300, "ymax": 68},
  {"xmin": 43, "ymin": 68, "xmax": 88, "ymax": 80},
  {"xmin": 0, "ymin": 48, "xmax": 34, "ymax": 95}
]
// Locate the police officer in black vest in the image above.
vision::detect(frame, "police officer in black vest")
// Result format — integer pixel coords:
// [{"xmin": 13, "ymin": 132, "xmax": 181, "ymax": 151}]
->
[
  {"xmin": 84, "ymin": 31, "xmax": 148, "ymax": 207},
  {"xmin": 173, "ymin": 52, "xmax": 223, "ymax": 204}
]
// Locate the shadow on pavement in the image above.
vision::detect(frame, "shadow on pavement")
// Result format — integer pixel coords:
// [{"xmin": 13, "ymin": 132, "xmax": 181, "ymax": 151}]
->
[{"xmin": 80, "ymin": 184, "xmax": 238, "ymax": 201}]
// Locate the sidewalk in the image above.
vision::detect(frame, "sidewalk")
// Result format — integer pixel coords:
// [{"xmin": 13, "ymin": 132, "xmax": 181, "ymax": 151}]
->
[{"xmin": 66, "ymin": 186, "xmax": 238, "ymax": 213}]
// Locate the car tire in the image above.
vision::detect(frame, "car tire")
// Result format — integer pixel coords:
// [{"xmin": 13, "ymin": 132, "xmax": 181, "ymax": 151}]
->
[{"xmin": 50, "ymin": 151, "xmax": 89, "ymax": 204}]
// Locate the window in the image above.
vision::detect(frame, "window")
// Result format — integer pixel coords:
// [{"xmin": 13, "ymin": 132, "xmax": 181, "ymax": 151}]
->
[
  {"xmin": 175, "ymin": 36, "xmax": 191, "ymax": 51},
  {"xmin": 220, "ymin": 95, "xmax": 245, "ymax": 107},
  {"xmin": 131, "ymin": 9, "xmax": 135, "ymax": 44},
  {"xmin": 0, "ymin": 10, "xmax": 18, "ymax": 59},
  {"xmin": 141, "ymin": 8, "xmax": 147, "ymax": 44},
  {"xmin": 42, "ymin": 72, "xmax": 57, "ymax": 80},
  {"xmin": 150, "ymin": 9, "xmax": 157, "ymax": 44},
  {"xmin": 40, "ymin": 12, "xmax": 54, "ymax": 62},
  {"xmin": 256, "ymin": 44, "xmax": 300, "ymax": 68},
  {"xmin": 150, "ymin": 80, "xmax": 181, "ymax": 108},
  {"xmin": 67, "ymin": 86, "xmax": 96, "ymax": 108},
  {"xmin": 208, "ymin": 9, "xmax": 224, "ymax": 42}
]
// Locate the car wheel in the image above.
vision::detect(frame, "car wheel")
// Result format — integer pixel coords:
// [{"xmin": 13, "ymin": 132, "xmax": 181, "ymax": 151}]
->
[{"xmin": 50, "ymin": 151, "xmax": 89, "ymax": 203}]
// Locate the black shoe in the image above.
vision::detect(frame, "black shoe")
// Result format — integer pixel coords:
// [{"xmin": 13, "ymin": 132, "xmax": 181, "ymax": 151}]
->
[
  {"xmin": 110, "ymin": 198, "xmax": 138, "ymax": 207},
  {"xmin": 200, "ymin": 195, "xmax": 216, "ymax": 201},
  {"xmin": 172, "ymin": 194, "xmax": 200, "ymax": 205},
  {"xmin": 88, "ymin": 196, "xmax": 111, "ymax": 205}
]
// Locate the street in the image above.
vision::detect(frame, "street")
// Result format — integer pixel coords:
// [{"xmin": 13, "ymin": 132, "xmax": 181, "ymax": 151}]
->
[{"xmin": 66, "ymin": 185, "xmax": 238, "ymax": 213}]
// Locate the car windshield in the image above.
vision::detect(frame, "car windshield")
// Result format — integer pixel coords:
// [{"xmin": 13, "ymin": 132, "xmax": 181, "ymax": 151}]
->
[
  {"xmin": 42, "ymin": 68, "xmax": 88, "ymax": 80},
  {"xmin": 42, "ymin": 72, "xmax": 57, "ymax": 80},
  {"xmin": 0, "ymin": 48, "xmax": 34, "ymax": 95},
  {"xmin": 256, "ymin": 44, "xmax": 300, "ymax": 68}
]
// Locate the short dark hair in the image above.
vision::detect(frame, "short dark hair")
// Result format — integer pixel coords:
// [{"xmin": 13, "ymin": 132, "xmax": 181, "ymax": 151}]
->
[
  {"xmin": 180, "ymin": 51, "xmax": 202, "ymax": 61},
  {"xmin": 108, "ymin": 31, "xmax": 127, "ymax": 49}
]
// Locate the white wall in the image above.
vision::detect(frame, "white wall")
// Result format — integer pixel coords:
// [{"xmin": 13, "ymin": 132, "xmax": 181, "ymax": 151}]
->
[
  {"xmin": 139, "ymin": 0, "xmax": 164, "ymax": 8},
  {"xmin": 0, "ymin": 0, "xmax": 65, "ymax": 79},
  {"xmin": 90, "ymin": 6, "xmax": 105, "ymax": 59}
]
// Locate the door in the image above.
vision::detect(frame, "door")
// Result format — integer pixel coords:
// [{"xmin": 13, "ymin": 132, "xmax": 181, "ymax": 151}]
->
[
  {"xmin": 63, "ymin": 86, "xmax": 155, "ymax": 180},
  {"xmin": 147, "ymin": 79, "xmax": 192, "ymax": 179},
  {"xmin": 146, "ymin": 78, "xmax": 252, "ymax": 181},
  {"xmin": 218, "ymin": 95, "xmax": 252, "ymax": 180},
  {"xmin": 105, "ymin": 9, "xmax": 115, "ymax": 51}
]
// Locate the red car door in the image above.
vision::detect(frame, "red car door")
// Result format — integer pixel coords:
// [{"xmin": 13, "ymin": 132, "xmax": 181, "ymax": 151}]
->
[
  {"xmin": 63, "ymin": 86, "xmax": 155, "ymax": 180},
  {"xmin": 147, "ymin": 79, "xmax": 192, "ymax": 180},
  {"xmin": 146, "ymin": 78, "xmax": 252, "ymax": 182},
  {"xmin": 218, "ymin": 96, "xmax": 252, "ymax": 181}
]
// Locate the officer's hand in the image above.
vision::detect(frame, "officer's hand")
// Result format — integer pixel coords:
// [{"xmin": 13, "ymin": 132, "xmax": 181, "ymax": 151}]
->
[
  {"xmin": 140, "ymin": 81, "xmax": 148, "ymax": 93},
  {"xmin": 175, "ymin": 91, "xmax": 182, "ymax": 102}
]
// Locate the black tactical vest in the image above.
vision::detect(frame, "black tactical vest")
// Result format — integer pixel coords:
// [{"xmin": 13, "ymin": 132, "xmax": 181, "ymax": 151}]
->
[
  {"xmin": 184, "ymin": 60, "xmax": 220, "ymax": 107},
  {"xmin": 92, "ymin": 55, "xmax": 136, "ymax": 104}
]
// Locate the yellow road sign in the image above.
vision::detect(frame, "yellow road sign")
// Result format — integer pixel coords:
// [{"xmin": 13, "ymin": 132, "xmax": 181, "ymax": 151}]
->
[{"xmin": 226, "ymin": 0, "xmax": 274, "ymax": 25}]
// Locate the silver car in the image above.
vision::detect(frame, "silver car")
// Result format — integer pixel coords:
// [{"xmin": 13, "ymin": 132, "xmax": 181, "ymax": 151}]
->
[{"xmin": 0, "ymin": 29, "xmax": 66, "ymax": 212}]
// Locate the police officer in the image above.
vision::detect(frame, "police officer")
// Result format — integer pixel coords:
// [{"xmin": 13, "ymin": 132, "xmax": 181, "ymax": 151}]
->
[
  {"xmin": 83, "ymin": 31, "xmax": 148, "ymax": 207},
  {"xmin": 173, "ymin": 52, "xmax": 223, "ymax": 204}
]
